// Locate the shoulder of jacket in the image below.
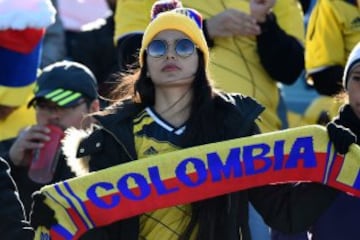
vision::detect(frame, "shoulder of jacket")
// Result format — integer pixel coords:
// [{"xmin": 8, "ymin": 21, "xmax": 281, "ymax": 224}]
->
[
  {"xmin": 0, "ymin": 158, "xmax": 10, "ymax": 173},
  {"xmin": 219, "ymin": 92, "xmax": 264, "ymax": 113},
  {"xmin": 95, "ymin": 100, "xmax": 142, "ymax": 125},
  {"xmin": 62, "ymin": 126, "xmax": 103, "ymax": 176}
]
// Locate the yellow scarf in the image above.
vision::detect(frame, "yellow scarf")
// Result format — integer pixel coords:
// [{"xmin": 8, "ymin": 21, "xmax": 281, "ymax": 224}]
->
[{"xmin": 35, "ymin": 125, "xmax": 360, "ymax": 239}]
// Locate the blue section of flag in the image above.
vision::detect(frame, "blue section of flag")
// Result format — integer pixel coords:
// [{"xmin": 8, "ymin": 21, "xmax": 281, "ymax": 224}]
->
[{"xmin": 0, "ymin": 40, "xmax": 42, "ymax": 87}]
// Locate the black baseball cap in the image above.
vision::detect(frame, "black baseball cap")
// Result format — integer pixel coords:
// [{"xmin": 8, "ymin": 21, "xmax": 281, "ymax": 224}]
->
[{"xmin": 28, "ymin": 60, "xmax": 98, "ymax": 108}]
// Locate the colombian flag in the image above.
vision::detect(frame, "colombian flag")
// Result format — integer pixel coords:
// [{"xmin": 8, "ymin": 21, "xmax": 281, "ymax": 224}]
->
[
  {"xmin": 0, "ymin": 0, "xmax": 55, "ymax": 141},
  {"xmin": 0, "ymin": 0, "xmax": 55, "ymax": 106}
]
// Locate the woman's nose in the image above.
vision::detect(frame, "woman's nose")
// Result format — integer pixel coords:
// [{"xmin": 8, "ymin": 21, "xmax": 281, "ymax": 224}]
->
[
  {"xmin": 166, "ymin": 46, "xmax": 176, "ymax": 59},
  {"xmin": 166, "ymin": 54, "xmax": 176, "ymax": 60}
]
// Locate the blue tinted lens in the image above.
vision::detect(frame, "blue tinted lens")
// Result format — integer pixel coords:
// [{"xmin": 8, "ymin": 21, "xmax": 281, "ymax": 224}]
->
[
  {"xmin": 175, "ymin": 39, "xmax": 195, "ymax": 57},
  {"xmin": 147, "ymin": 40, "xmax": 167, "ymax": 58},
  {"xmin": 147, "ymin": 39, "xmax": 195, "ymax": 58}
]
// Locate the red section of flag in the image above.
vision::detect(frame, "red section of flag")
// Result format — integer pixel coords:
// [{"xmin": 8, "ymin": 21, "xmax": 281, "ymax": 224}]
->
[{"xmin": 0, "ymin": 28, "xmax": 45, "ymax": 53}]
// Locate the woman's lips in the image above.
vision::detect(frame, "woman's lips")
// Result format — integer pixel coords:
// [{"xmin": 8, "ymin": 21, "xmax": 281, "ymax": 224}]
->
[{"xmin": 162, "ymin": 64, "xmax": 180, "ymax": 72}]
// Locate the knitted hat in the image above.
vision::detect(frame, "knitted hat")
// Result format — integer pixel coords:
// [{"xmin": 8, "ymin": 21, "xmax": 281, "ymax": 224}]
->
[
  {"xmin": 0, "ymin": 0, "xmax": 56, "ymax": 106},
  {"xmin": 150, "ymin": 0, "xmax": 183, "ymax": 20},
  {"xmin": 139, "ymin": 8, "xmax": 209, "ymax": 67},
  {"xmin": 343, "ymin": 42, "xmax": 360, "ymax": 90}
]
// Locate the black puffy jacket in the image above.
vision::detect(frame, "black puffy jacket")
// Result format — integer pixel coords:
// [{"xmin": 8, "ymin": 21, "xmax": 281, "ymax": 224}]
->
[{"xmin": 0, "ymin": 158, "xmax": 34, "ymax": 240}]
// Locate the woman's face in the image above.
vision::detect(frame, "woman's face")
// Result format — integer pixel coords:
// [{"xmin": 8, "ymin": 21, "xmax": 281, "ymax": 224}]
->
[
  {"xmin": 146, "ymin": 30, "xmax": 199, "ymax": 88},
  {"xmin": 348, "ymin": 64, "xmax": 360, "ymax": 119}
]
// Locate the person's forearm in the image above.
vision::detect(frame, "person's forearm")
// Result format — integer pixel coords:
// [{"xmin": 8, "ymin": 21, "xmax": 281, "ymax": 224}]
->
[{"xmin": 257, "ymin": 13, "xmax": 304, "ymax": 85}]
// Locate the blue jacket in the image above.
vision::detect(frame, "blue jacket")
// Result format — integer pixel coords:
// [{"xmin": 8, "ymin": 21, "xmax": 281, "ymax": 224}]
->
[{"xmin": 310, "ymin": 104, "xmax": 360, "ymax": 240}]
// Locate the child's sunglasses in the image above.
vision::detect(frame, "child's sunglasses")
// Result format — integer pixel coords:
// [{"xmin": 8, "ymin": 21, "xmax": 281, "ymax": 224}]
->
[{"xmin": 147, "ymin": 38, "xmax": 196, "ymax": 58}]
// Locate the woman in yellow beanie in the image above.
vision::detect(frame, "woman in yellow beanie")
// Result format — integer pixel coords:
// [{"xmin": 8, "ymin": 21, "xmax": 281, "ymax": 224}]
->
[{"xmin": 33, "ymin": 8, "xmax": 339, "ymax": 240}]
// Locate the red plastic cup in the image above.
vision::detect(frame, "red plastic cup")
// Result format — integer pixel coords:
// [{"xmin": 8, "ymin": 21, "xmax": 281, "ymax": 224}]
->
[{"xmin": 28, "ymin": 125, "xmax": 65, "ymax": 184}]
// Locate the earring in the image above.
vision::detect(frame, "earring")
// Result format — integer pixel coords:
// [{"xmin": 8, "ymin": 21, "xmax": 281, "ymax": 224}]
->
[{"xmin": 146, "ymin": 72, "xmax": 150, "ymax": 78}]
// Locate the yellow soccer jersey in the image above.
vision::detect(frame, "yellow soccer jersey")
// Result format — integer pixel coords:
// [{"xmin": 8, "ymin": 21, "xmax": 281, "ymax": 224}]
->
[
  {"xmin": 0, "ymin": 106, "xmax": 36, "ymax": 141},
  {"xmin": 133, "ymin": 107, "xmax": 195, "ymax": 239},
  {"xmin": 133, "ymin": 107, "xmax": 185, "ymax": 158},
  {"xmin": 186, "ymin": 0, "xmax": 304, "ymax": 133},
  {"xmin": 114, "ymin": 0, "xmax": 156, "ymax": 43},
  {"xmin": 306, "ymin": 0, "xmax": 360, "ymax": 73},
  {"xmin": 0, "ymin": 100, "xmax": 36, "ymax": 142}
]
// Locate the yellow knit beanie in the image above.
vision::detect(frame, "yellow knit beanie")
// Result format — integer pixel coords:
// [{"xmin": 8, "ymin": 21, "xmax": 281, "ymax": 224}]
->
[{"xmin": 139, "ymin": 8, "xmax": 209, "ymax": 67}]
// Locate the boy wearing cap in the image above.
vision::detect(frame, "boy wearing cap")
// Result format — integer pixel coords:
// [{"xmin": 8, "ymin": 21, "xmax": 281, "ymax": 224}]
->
[{"xmin": 1, "ymin": 60, "xmax": 100, "ymax": 217}]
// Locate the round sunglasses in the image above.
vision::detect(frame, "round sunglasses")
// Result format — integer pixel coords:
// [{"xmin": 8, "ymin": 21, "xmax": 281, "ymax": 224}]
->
[{"xmin": 147, "ymin": 38, "xmax": 196, "ymax": 58}]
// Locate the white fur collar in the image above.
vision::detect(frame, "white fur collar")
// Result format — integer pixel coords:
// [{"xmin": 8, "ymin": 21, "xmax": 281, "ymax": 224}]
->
[{"xmin": 62, "ymin": 127, "xmax": 91, "ymax": 177}]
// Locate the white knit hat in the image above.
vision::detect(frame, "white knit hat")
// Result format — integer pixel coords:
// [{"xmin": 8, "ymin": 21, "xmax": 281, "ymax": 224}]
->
[{"xmin": 343, "ymin": 41, "xmax": 360, "ymax": 89}]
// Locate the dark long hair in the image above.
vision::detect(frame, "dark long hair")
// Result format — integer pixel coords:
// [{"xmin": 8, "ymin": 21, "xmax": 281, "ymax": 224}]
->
[
  {"xmin": 109, "ymin": 50, "xmax": 241, "ymax": 240},
  {"xmin": 179, "ymin": 52, "xmax": 242, "ymax": 240}
]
